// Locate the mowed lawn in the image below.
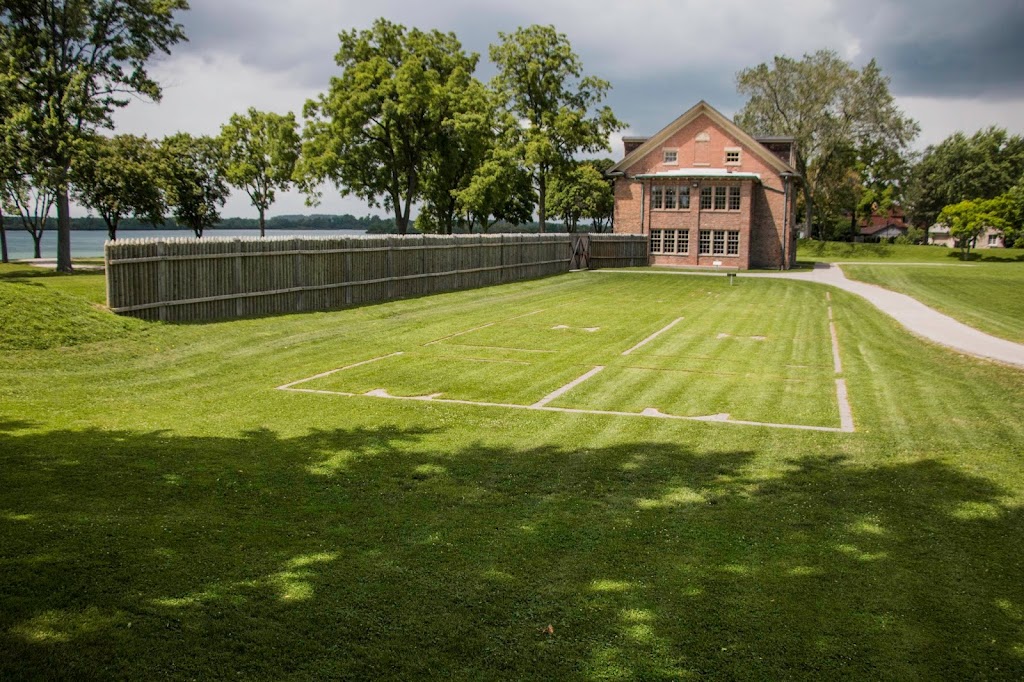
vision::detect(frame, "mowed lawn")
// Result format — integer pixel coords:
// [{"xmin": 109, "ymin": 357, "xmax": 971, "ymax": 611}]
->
[
  {"xmin": 295, "ymin": 278, "xmax": 838, "ymax": 428},
  {"xmin": 840, "ymin": 263, "xmax": 1024, "ymax": 343},
  {"xmin": 3, "ymin": 264, "xmax": 1024, "ymax": 680},
  {"xmin": 797, "ymin": 239, "xmax": 1024, "ymax": 343}
]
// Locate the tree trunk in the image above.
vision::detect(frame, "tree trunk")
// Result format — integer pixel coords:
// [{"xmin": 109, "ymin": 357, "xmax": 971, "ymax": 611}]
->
[
  {"xmin": 106, "ymin": 217, "xmax": 118, "ymax": 241},
  {"xmin": 259, "ymin": 208, "xmax": 266, "ymax": 238},
  {"xmin": 393, "ymin": 198, "xmax": 408, "ymax": 236},
  {"xmin": 32, "ymin": 231, "xmax": 42, "ymax": 259},
  {"xmin": 537, "ymin": 174, "xmax": 547, "ymax": 233},
  {"xmin": 805, "ymin": 196, "xmax": 814, "ymax": 240},
  {"xmin": 57, "ymin": 188, "xmax": 73, "ymax": 272},
  {"xmin": 0, "ymin": 207, "xmax": 8, "ymax": 263}
]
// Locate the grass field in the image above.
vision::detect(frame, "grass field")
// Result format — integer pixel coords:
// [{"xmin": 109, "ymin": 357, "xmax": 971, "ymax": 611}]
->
[
  {"xmin": 283, "ymin": 278, "xmax": 843, "ymax": 430},
  {"xmin": 839, "ymin": 263, "xmax": 1024, "ymax": 344},
  {"xmin": 3, "ymin": 263, "xmax": 1024, "ymax": 679},
  {"xmin": 793, "ymin": 240, "xmax": 1024, "ymax": 343},
  {"xmin": 797, "ymin": 238, "xmax": 1024, "ymax": 263}
]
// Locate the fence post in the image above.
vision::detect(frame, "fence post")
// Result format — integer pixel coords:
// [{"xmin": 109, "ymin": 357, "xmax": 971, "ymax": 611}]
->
[
  {"xmin": 233, "ymin": 238, "xmax": 244, "ymax": 318},
  {"xmin": 292, "ymin": 238, "xmax": 304, "ymax": 312},
  {"xmin": 156, "ymin": 241, "xmax": 168, "ymax": 322}
]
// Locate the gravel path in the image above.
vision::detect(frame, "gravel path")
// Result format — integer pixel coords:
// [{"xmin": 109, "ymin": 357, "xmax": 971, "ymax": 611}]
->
[{"xmin": 745, "ymin": 263, "xmax": 1024, "ymax": 369}]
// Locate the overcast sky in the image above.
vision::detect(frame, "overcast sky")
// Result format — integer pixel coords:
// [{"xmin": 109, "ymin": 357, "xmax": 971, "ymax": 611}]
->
[{"xmin": 101, "ymin": 0, "xmax": 1024, "ymax": 220}]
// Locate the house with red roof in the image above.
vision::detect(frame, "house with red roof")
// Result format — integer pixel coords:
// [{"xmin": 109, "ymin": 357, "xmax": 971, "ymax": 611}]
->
[
  {"xmin": 607, "ymin": 101, "xmax": 801, "ymax": 270},
  {"xmin": 858, "ymin": 206, "xmax": 909, "ymax": 241}
]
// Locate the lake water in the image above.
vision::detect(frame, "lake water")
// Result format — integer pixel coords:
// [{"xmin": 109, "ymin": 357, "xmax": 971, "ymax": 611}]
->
[{"xmin": 2, "ymin": 228, "xmax": 369, "ymax": 260}]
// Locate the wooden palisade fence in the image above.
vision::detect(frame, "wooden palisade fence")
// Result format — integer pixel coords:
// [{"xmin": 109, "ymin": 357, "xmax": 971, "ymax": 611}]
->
[{"xmin": 105, "ymin": 233, "xmax": 649, "ymax": 322}]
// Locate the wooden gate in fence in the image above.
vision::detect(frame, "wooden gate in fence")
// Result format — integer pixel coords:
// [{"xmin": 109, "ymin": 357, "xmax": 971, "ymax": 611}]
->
[{"xmin": 570, "ymin": 234, "xmax": 590, "ymax": 270}]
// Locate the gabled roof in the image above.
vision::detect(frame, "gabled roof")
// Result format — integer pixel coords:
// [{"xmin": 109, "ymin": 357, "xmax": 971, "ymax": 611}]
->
[{"xmin": 609, "ymin": 100, "xmax": 798, "ymax": 177}]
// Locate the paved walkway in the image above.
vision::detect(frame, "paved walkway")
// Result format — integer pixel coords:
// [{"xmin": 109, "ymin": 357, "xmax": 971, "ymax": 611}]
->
[
  {"xmin": 596, "ymin": 263, "xmax": 1024, "ymax": 369},
  {"xmin": 748, "ymin": 263, "xmax": 1024, "ymax": 369}
]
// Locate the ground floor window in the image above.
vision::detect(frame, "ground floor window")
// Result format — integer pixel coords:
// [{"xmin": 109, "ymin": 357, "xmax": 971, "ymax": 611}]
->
[
  {"xmin": 650, "ymin": 229, "xmax": 689, "ymax": 255},
  {"xmin": 987, "ymin": 233, "xmax": 1000, "ymax": 246},
  {"xmin": 727, "ymin": 231, "xmax": 740, "ymax": 255},
  {"xmin": 698, "ymin": 230, "xmax": 740, "ymax": 256}
]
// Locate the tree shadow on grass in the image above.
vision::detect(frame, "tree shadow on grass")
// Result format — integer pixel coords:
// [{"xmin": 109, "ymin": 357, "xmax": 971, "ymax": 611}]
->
[{"xmin": 2, "ymin": 424, "xmax": 1023, "ymax": 679}]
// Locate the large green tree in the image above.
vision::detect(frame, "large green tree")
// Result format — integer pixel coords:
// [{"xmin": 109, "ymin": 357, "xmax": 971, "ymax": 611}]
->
[
  {"xmin": 0, "ymin": 98, "xmax": 54, "ymax": 258},
  {"xmin": 0, "ymin": 0, "xmax": 188, "ymax": 272},
  {"xmin": 735, "ymin": 50, "xmax": 919, "ymax": 238},
  {"xmin": 939, "ymin": 198, "xmax": 1009, "ymax": 260},
  {"xmin": 302, "ymin": 19, "xmax": 478, "ymax": 235},
  {"xmin": 415, "ymin": 77, "xmax": 493, "ymax": 234},
  {"xmin": 489, "ymin": 24, "xmax": 623, "ymax": 232},
  {"xmin": 160, "ymin": 133, "xmax": 229, "ymax": 238},
  {"xmin": 72, "ymin": 133, "xmax": 165, "ymax": 240},
  {"xmin": 3, "ymin": 169, "xmax": 55, "ymax": 259},
  {"xmin": 0, "ymin": 51, "xmax": 17, "ymax": 262},
  {"xmin": 454, "ymin": 146, "xmax": 534, "ymax": 233},
  {"xmin": 220, "ymin": 108, "xmax": 301, "ymax": 238},
  {"xmin": 545, "ymin": 162, "xmax": 613, "ymax": 233},
  {"xmin": 908, "ymin": 127, "xmax": 1024, "ymax": 230}
]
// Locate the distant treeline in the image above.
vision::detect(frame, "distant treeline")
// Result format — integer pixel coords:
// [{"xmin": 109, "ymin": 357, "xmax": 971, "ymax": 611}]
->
[
  {"xmin": 46, "ymin": 214, "xmax": 576, "ymax": 234},
  {"xmin": 0, "ymin": 212, "xmax": 395, "ymax": 231}
]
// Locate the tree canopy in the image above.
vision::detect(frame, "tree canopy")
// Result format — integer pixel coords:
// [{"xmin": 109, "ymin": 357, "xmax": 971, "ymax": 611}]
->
[
  {"xmin": 0, "ymin": 0, "xmax": 189, "ymax": 271},
  {"xmin": 220, "ymin": 108, "xmax": 301, "ymax": 238},
  {"xmin": 908, "ymin": 127, "xmax": 1024, "ymax": 229},
  {"xmin": 72, "ymin": 133, "xmax": 165, "ymax": 240},
  {"xmin": 545, "ymin": 162, "xmax": 613, "ymax": 233},
  {"xmin": 301, "ymin": 19, "xmax": 479, "ymax": 235},
  {"xmin": 160, "ymin": 133, "xmax": 229, "ymax": 239},
  {"xmin": 939, "ymin": 198, "xmax": 1009, "ymax": 260},
  {"xmin": 735, "ymin": 50, "xmax": 919, "ymax": 238},
  {"xmin": 490, "ymin": 24, "xmax": 622, "ymax": 232}
]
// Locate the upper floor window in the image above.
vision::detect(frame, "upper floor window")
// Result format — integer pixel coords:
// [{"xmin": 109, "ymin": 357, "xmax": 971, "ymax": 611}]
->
[
  {"xmin": 663, "ymin": 148, "xmax": 678, "ymax": 165},
  {"xmin": 651, "ymin": 185, "xmax": 691, "ymax": 211},
  {"xmin": 728, "ymin": 186, "xmax": 741, "ymax": 211},
  {"xmin": 725, "ymin": 148, "xmax": 741, "ymax": 165},
  {"xmin": 697, "ymin": 185, "xmax": 741, "ymax": 212},
  {"xmin": 714, "ymin": 186, "xmax": 727, "ymax": 210}
]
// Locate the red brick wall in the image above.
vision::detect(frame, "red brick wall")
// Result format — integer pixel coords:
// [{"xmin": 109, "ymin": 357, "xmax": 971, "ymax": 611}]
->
[{"xmin": 613, "ymin": 112, "xmax": 795, "ymax": 270}]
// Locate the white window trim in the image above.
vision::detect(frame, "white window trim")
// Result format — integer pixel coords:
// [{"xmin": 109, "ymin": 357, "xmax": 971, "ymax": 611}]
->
[
  {"xmin": 651, "ymin": 228, "xmax": 690, "ymax": 255},
  {"xmin": 662, "ymin": 148, "xmax": 679, "ymax": 165},
  {"xmin": 725, "ymin": 147, "xmax": 742, "ymax": 166},
  {"xmin": 651, "ymin": 184, "xmax": 692, "ymax": 211}
]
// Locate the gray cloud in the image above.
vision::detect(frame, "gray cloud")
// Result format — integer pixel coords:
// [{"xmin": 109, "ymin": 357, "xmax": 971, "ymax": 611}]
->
[
  {"xmin": 102, "ymin": 0, "xmax": 1024, "ymax": 219},
  {"xmin": 833, "ymin": 0, "xmax": 1024, "ymax": 99},
  {"xmin": 172, "ymin": 0, "xmax": 1024, "ymax": 101}
]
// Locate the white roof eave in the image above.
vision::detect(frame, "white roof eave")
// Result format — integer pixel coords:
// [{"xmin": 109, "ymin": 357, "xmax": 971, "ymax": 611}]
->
[{"xmin": 632, "ymin": 169, "xmax": 762, "ymax": 181}]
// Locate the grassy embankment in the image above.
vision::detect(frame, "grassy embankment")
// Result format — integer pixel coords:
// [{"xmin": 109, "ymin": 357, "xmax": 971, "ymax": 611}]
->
[{"xmin": 2, "ymin": 262, "xmax": 1024, "ymax": 679}]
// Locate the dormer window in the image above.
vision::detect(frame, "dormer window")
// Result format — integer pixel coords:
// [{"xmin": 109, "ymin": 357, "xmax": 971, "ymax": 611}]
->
[
  {"xmin": 725, "ymin": 148, "xmax": 741, "ymax": 165},
  {"xmin": 663, "ymin": 148, "xmax": 678, "ymax": 165}
]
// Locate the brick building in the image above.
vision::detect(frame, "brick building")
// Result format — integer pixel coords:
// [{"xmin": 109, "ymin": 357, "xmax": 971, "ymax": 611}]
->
[{"xmin": 607, "ymin": 101, "xmax": 800, "ymax": 270}]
